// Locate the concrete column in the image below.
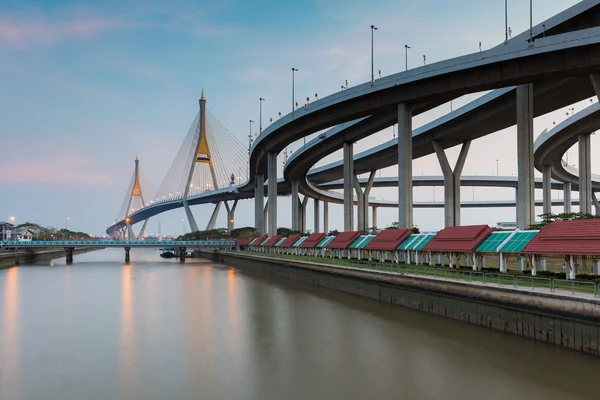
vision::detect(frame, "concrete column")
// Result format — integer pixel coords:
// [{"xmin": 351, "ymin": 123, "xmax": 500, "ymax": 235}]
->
[
  {"xmin": 267, "ymin": 152, "xmax": 278, "ymax": 236},
  {"xmin": 372, "ymin": 206, "xmax": 378, "ymax": 230},
  {"xmin": 542, "ymin": 165, "xmax": 552, "ymax": 215},
  {"xmin": 397, "ymin": 103, "xmax": 413, "ymax": 229},
  {"xmin": 593, "ymin": 192, "xmax": 600, "ymax": 216},
  {"xmin": 433, "ymin": 140, "xmax": 470, "ymax": 227},
  {"xmin": 323, "ymin": 201, "xmax": 329, "ymax": 234},
  {"xmin": 263, "ymin": 201, "xmax": 268, "ymax": 232},
  {"xmin": 343, "ymin": 142, "xmax": 354, "ymax": 231},
  {"xmin": 224, "ymin": 200, "xmax": 238, "ymax": 233},
  {"xmin": 206, "ymin": 202, "xmax": 221, "ymax": 230},
  {"xmin": 291, "ymin": 180, "xmax": 300, "ymax": 230},
  {"xmin": 179, "ymin": 247, "xmax": 186, "ymax": 263},
  {"xmin": 124, "ymin": 247, "xmax": 130, "ymax": 264},
  {"xmin": 300, "ymin": 197, "xmax": 308, "ymax": 233},
  {"xmin": 353, "ymin": 175, "xmax": 364, "ymax": 231},
  {"xmin": 564, "ymin": 181, "xmax": 572, "ymax": 213},
  {"xmin": 313, "ymin": 198, "xmax": 320, "ymax": 233},
  {"xmin": 65, "ymin": 247, "xmax": 74, "ymax": 265},
  {"xmin": 254, "ymin": 174, "xmax": 265, "ymax": 233},
  {"xmin": 362, "ymin": 171, "xmax": 376, "ymax": 231},
  {"xmin": 578, "ymin": 133, "xmax": 592, "ymax": 214},
  {"xmin": 516, "ymin": 84, "xmax": 535, "ymax": 230},
  {"xmin": 593, "ymin": 259, "xmax": 600, "ymax": 275}
]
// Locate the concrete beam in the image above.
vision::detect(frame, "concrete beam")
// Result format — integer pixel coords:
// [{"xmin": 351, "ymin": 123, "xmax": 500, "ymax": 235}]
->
[
  {"xmin": 516, "ymin": 84, "xmax": 535, "ymax": 229},
  {"xmin": 183, "ymin": 200, "xmax": 199, "ymax": 233},
  {"xmin": 397, "ymin": 103, "xmax": 413, "ymax": 229},
  {"xmin": 363, "ymin": 171, "xmax": 376, "ymax": 231},
  {"xmin": 433, "ymin": 140, "xmax": 470, "ymax": 227},
  {"xmin": 254, "ymin": 174, "xmax": 265, "ymax": 234},
  {"xmin": 578, "ymin": 133, "xmax": 592, "ymax": 214},
  {"xmin": 353, "ymin": 175, "xmax": 365, "ymax": 231},
  {"xmin": 343, "ymin": 142, "xmax": 354, "ymax": 231},
  {"xmin": 542, "ymin": 165, "xmax": 552, "ymax": 215},
  {"xmin": 267, "ymin": 152, "xmax": 278, "ymax": 236}
]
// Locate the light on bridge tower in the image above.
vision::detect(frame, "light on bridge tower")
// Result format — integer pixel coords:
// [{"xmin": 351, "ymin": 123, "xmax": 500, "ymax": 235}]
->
[{"xmin": 122, "ymin": 155, "xmax": 149, "ymax": 240}]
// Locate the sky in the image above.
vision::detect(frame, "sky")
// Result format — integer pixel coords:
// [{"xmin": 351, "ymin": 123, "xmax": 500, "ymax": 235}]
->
[{"xmin": 1, "ymin": 0, "xmax": 595, "ymax": 236}]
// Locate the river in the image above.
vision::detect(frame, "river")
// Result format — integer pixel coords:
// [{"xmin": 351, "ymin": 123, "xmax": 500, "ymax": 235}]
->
[{"xmin": 0, "ymin": 248, "xmax": 597, "ymax": 399}]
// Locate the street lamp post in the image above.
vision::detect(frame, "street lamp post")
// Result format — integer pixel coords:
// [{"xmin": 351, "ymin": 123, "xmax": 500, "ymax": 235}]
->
[
  {"xmin": 66, "ymin": 217, "xmax": 69, "ymax": 231},
  {"xmin": 370, "ymin": 25, "xmax": 378, "ymax": 83},
  {"xmin": 404, "ymin": 44, "xmax": 410, "ymax": 71},
  {"xmin": 496, "ymin": 159, "xmax": 499, "ymax": 176},
  {"xmin": 259, "ymin": 98, "xmax": 265, "ymax": 134},
  {"xmin": 292, "ymin": 68, "xmax": 298, "ymax": 117},
  {"xmin": 504, "ymin": 0, "xmax": 508, "ymax": 42},
  {"xmin": 529, "ymin": 0, "xmax": 533, "ymax": 43}
]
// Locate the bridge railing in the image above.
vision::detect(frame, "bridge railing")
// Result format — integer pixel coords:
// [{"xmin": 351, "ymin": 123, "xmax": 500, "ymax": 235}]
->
[{"xmin": 0, "ymin": 240, "xmax": 237, "ymax": 247}]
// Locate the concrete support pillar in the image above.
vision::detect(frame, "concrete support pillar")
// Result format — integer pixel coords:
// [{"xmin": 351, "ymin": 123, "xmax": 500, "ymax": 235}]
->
[
  {"xmin": 397, "ymin": 103, "xmax": 413, "ymax": 229},
  {"xmin": 224, "ymin": 200, "xmax": 238, "ymax": 233},
  {"xmin": 362, "ymin": 171, "xmax": 375, "ymax": 231},
  {"xmin": 300, "ymin": 197, "xmax": 308, "ymax": 233},
  {"xmin": 531, "ymin": 254, "xmax": 537, "ymax": 276},
  {"xmin": 542, "ymin": 165, "xmax": 552, "ymax": 216},
  {"xmin": 206, "ymin": 202, "xmax": 221, "ymax": 231},
  {"xmin": 343, "ymin": 142, "xmax": 354, "ymax": 231},
  {"xmin": 593, "ymin": 192, "xmax": 600, "ymax": 216},
  {"xmin": 354, "ymin": 175, "xmax": 364, "ymax": 232},
  {"xmin": 179, "ymin": 247, "xmax": 186, "ymax": 263},
  {"xmin": 267, "ymin": 152, "xmax": 278, "ymax": 236},
  {"xmin": 564, "ymin": 181, "xmax": 572, "ymax": 213},
  {"xmin": 323, "ymin": 201, "xmax": 329, "ymax": 234},
  {"xmin": 516, "ymin": 84, "xmax": 535, "ymax": 230},
  {"xmin": 433, "ymin": 140, "xmax": 471, "ymax": 227},
  {"xmin": 254, "ymin": 174, "xmax": 265, "ymax": 234},
  {"xmin": 578, "ymin": 133, "xmax": 592, "ymax": 214},
  {"xmin": 291, "ymin": 180, "xmax": 300, "ymax": 230},
  {"xmin": 569, "ymin": 255, "xmax": 575, "ymax": 280},
  {"xmin": 263, "ymin": 201, "xmax": 268, "ymax": 232},
  {"xmin": 593, "ymin": 259, "xmax": 600, "ymax": 275},
  {"xmin": 65, "ymin": 247, "xmax": 74, "ymax": 265},
  {"xmin": 124, "ymin": 247, "xmax": 130, "ymax": 264},
  {"xmin": 313, "ymin": 198, "xmax": 320, "ymax": 233},
  {"xmin": 372, "ymin": 206, "xmax": 378, "ymax": 231}
]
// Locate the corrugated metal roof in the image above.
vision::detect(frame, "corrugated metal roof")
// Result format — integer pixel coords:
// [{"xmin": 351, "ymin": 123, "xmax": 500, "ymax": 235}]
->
[
  {"xmin": 278, "ymin": 234, "xmax": 302, "ymax": 247},
  {"xmin": 364, "ymin": 229, "xmax": 412, "ymax": 251},
  {"xmin": 236, "ymin": 238, "xmax": 255, "ymax": 246},
  {"xmin": 349, "ymin": 235, "xmax": 375, "ymax": 249},
  {"xmin": 316, "ymin": 236, "xmax": 335, "ymax": 248},
  {"xmin": 413, "ymin": 234, "xmax": 436, "ymax": 250},
  {"xmin": 501, "ymin": 231, "xmax": 538, "ymax": 253},
  {"xmin": 523, "ymin": 220, "xmax": 600, "ymax": 255},
  {"xmin": 300, "ymin": 233, "xmax": 326, "ymax": 248},
  {"xmin": 398, "ymin": 234, "xmax": 421, "ymax": 250},
  {"xmin": 476, "ymin": 231, "xmax": 512, "ymax": 252},
  {"xmin": 424, "ymin": 225, "xmax": 494, "ymax": 252},
  {"xmin": 326, "ymin": 231, "xmax": 361, "ymax": 249},
  {"xmin": 274, "ymin": 237, "xmax": 287, "ymax": 247},
  {"xmin": 250, "ymin": 235, "xmax": 267, "ymax": 246},
  {"xmin": 262, "ymin": 235, "xmax": 283, "ymax": 247},
  {"xmin": 292, "ymin": 236, "xmax": 308, "ymax": 247}
]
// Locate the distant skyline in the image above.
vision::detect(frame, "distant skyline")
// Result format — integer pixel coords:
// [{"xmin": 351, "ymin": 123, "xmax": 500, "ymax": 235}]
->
[{"xmin": 1, "ymin": 0, "xmax": 595, "ymax": 236}]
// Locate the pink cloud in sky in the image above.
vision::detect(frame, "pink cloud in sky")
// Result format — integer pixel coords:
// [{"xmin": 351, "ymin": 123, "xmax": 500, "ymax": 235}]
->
[
  {"xmin": 0, "ymin": 12, "xmax": 121, "ymax": 49},
  {"xmin": 0, "ymin": 156, "xmax": 114, "ymax": 186}
]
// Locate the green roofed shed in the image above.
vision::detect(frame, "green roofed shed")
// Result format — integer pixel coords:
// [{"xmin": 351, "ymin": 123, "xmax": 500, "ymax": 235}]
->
[
  {"xmin": 413, "ymin": 233, "xmax": 436, "ymax": 250},
  {"xmin": 292, "ymin": 236, "xmax": 308, "ymax": 247},
  {"xmin": 500, "ymin": 231, "xmax": 538, "ymax": 253},
  {"xmin": 398, "ymin": 234, "xmax": 421, "ymax": 250},
  {"xmin": 476, "ymin": 230, "xmax": 538, "ymax": 253},
  {"xmin": 316, "ymin": 236, "xmax": 335, "ymax": 248},
  {"xmin": 349, "ymin": 235, "xmax": 375, "ymax": 249},
  {"xmin": 476, "ymin": 231, "xmax": 512, "ymax": 253}
]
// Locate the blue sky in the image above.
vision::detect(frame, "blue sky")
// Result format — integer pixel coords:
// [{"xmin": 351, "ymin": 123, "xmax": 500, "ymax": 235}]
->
[{"xmin": 1, "ymin": 0, "xmax": 593, "ymax": 235}]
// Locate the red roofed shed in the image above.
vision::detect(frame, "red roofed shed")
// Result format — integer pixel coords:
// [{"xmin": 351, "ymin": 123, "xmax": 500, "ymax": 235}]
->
[
  {"xmin": 326, "ymin": 231, "xmax": 361, "ymax": 249},
  {"xmin": 278, "ymin": 234, "xmax": 302, "ymax": 248},
  {"xmin": 251, "ymin": 235, "xmax": 268, "ymax": 246},
  {"xmin": 262, "ymin": 235, "xmax": 283, "ymax": 247},
  {"xmin": 237, "ymin": 238, "xmax": 255, "ymax": 246},
  {"xmin": 364, "ymin": 229, "xmax": 412, "ymax": 251},
  {"xmin": 423, "ymin": 225, "xmax": 494, "ymax": 252},
  {"xmin": 522, "ymin": 220, "xmax": 600, "ymax": 256},
  {"xmin": 300, "ymin": 233, "xmax": 326, "ymax": 248}
]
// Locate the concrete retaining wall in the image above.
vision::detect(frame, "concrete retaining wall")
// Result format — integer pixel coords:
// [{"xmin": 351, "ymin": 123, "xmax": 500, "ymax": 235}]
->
[
  {"xmin": 0, "ymin": 247, "xmax": 103, "ymax": 269},
  {"xmin": 201, "ymin": 250, "xmax": 600, "ymax": 356}
]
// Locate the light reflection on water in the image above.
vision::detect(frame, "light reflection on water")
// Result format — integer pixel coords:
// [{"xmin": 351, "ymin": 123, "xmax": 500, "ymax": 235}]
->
[{"xmin": 0, "ymin": 248, "xmax": 598, "ymax": 400}]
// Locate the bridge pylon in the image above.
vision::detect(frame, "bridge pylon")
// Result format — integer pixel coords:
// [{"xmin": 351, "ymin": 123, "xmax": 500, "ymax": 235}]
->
[{"xmin": 117, "ymin": 155, "xmax": 149, "ymax": 240}]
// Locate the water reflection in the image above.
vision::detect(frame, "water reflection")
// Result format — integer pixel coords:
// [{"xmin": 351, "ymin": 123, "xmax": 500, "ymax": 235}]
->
[
  {"xmin": 118, "ymin": 265, "xmax": 137, "ymax": 398},
  {"xmin": 0, "ymin": 268, "xmax": 19, "ymax": 399}
]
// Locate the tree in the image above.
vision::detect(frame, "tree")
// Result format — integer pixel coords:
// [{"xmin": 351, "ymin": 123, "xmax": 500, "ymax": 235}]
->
[
  {"xmin": 328, "ymin": 229, "xmax": 340, "ymax": 236},
  {"xmin": 277, "ymin": 227, "xmax": 302, "ymax": 236},
  {"xmin": 528, "ymin": 212, "xmax": 599, "ymax": 230}
]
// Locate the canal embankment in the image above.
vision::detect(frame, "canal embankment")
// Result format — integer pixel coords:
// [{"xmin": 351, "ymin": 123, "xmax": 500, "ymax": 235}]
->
[
  {"xmin": 200, "ymin": 250, "xmax": 600, "ymax": 356},
  {"xmin": 0, "ymin": 247, "xmax": 103, "ymax": 269}
]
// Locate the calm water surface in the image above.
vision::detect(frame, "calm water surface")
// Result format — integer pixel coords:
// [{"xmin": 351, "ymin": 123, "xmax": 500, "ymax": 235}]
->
[{"xmin": 0, "ymin": 248, "xmax": 597, "ymax": 400}]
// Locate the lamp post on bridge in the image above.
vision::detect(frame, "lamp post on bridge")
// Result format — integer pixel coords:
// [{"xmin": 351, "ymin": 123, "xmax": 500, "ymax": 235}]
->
[
  {"xmin": 292, "ymin": 68, "xmax": 298, "ymax": 118},
  {"xmin": 370, "ymin": 25, "xmax": 377, "ymax": 83},
  {"xmin": 404, "ymin": 44, "xmax": 410, "ymax": 71},
  {"xmin": 259, "ymin": 98, "xmax": 265, "ymax": 134},
  {"xmin": 65, "ymin": 217, "xmax": 69, "ymax": 231}
]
